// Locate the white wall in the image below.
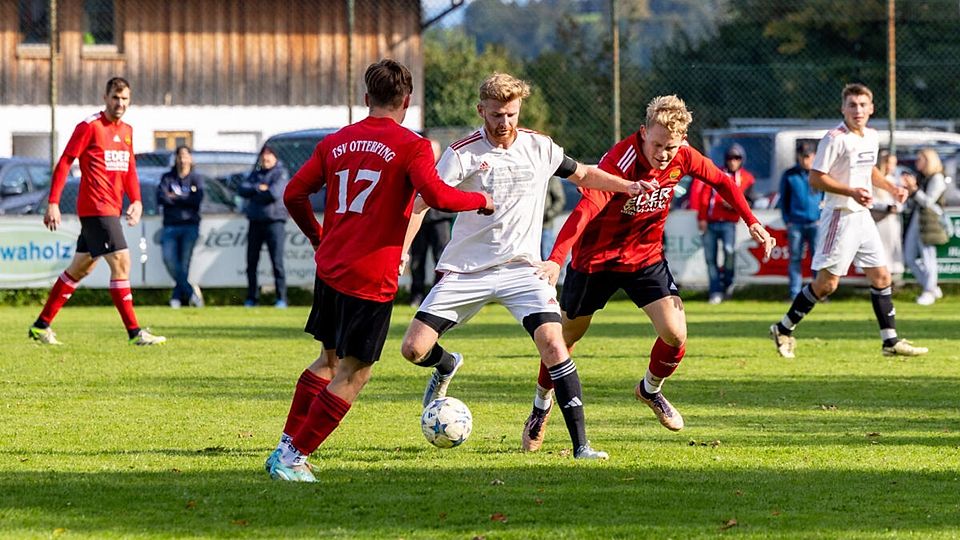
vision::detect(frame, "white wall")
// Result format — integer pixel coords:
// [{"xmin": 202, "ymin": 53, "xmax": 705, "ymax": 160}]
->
[{"xmin": 0, "ymin": 105, "xmax": 423, "ymax": 157}]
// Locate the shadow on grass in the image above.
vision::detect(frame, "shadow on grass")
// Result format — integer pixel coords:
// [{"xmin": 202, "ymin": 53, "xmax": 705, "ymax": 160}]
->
[{"xmin": 0, "ymin": 463, "xmax": 956, "ymax": 538}]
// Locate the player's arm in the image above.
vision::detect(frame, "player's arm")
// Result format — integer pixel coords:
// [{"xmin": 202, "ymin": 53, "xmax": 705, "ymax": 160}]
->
[
  {"xmin": 693, "ymin": 152, "xmax": 775, "ymax": 257},
  {"xmin": 410, "ymin": 141, "xmax": 493, "ymax": 214},
  {"xmin": 810, "ymin": 169, "xmax": 873, "ymax": 207},
  {"xmin": 283, "ymin": 148, "xmax": 326, "ymax": 250},
  {"xmin": 123, "ymin": 146, "xmax": 143, "ymax": 226},
  {"xmin": 400, "ymin": 201, "xmax": 428, "ymax": 275},
  {"xmin": 562, "ymin": 156, "xmax": 651, "ymax": 196},
  {"xmin": 45, "ymin": 122, "xmax": 91, "ymax": 231}
]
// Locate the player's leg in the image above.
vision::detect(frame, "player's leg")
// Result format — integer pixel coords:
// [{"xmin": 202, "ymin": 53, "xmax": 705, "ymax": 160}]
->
[
  {"xmin": 29, "ymin": 245, "xmax": 97, "ymax": 344},
  {"xmin": 771, "ymin": 209, "xmax": 847, "ymax": 357},
  {"xmin": 270, "ymin": 276, "xmax": 341, "ymax": 467},
  {"xmin": 102, "ymin": 248, "xmax": 161, "ymax": 344},
  {"xmin": 502, "ymin": 264, "xmax": 606, "ymax": 459},
  {"xmin": 624, "ymin": 261, "xmax": 686, "ymax": 431},
  {"xmin": 401, "ymin": 271, "xmax": 487, "ymax": 407},
  {"xmin": 272, "ymin": 289, "xmax": 392, "ymax": 481},
  {"xmin": 523, "ymin": 266, "xmax": 613, "ymax": 451}
]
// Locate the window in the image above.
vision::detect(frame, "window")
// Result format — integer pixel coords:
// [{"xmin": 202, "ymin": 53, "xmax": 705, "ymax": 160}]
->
[
  {"xmin": 83, "ymin": 0, "xmax": 115, "ymax": 45},
  {"xmin": 19, "ymin": 0, "xmax": 49, "ymax": 45},
  {"xmin": 154, "ymin": 131, "xmax": 194, "ymax": 151}
]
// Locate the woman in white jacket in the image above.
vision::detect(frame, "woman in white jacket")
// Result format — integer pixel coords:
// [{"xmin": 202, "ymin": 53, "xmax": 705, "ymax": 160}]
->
[{"xmin": 902, "ymin": 148, "xmax": 948, "ymax": 305}]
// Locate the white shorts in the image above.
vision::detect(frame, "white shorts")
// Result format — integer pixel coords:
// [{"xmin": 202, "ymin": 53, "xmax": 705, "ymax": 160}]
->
[
  {"xmin": 812, "ymin": 208, "xmax": 887, "ymax": 276},
  {"xmin": 417, "ymin": 262, "xmax": 561, "ymax": 329}
]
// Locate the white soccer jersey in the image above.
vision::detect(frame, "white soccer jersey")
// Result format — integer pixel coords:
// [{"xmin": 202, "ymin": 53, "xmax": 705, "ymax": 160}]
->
[
  {"xmin": 434, "ymin": 128, "xmax": 565, "ymax": 273},
  {"xmin": 812, "ymin": 122, "xmax": 879, "ymax": 213}
]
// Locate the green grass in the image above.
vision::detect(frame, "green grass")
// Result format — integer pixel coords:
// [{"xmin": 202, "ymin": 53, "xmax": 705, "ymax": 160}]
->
[{"xmin": 1, "ymin": 296, "xmax": 959, "ymax": 539}]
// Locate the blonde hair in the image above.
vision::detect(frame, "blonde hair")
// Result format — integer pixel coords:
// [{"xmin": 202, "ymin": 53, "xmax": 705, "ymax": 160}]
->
[
  {"xmin": 916, "ymin": 147, "xmax": 944, "ymax": 176},
  {"xmin": 479, "ymin": 73, "xmax": 531, "ymax": 103},
  {"xmin": 645, "ymin": 95, "xmax": 692, "ymax": 137}
]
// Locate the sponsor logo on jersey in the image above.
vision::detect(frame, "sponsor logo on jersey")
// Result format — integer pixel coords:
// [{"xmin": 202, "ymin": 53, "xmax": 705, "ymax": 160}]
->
[
  {"xmin": 113, "ymin": 135, "xmax": 121, "ymax": 143},
  {"xmin": 104, "ymin": 149, "xmax": 131, "ymax": 172},
  {"xmin": 668, "ymin": 168, "xmax": 681, "ymax": 180},
  {"xmin": 478, "ymin": 161, "xmax": 490, "ymax": 171},
  {"xmin": 124, "ymin": 136, "xmax": 132, "ymax": 145},
  {"xmin": 621, "ymin": 187, "xmax": 674, "ymax": 216}
]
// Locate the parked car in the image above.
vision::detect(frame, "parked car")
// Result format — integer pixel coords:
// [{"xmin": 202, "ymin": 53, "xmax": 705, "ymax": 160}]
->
[
  {"xmin": 252, "ymin": 128, "xmax": 339, "ymax": 211},
  {"xmin": 135, "ymin": 149, "xmax": 258, "ymax": 182},
  {"xmin": 0, "ymin": 157, "xmax": 54, "ymax": 215},
  {"xmin": 38, "ymin": 166, "xmax": 239, "ymax": 216}
]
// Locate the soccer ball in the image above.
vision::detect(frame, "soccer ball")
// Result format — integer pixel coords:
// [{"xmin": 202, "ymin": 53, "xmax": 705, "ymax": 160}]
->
[{"xmin": 420, "ymin": 397, "xmax": 473, "ymax": 448}]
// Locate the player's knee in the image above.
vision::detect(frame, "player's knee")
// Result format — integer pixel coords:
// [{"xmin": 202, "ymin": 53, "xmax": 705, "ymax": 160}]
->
[
  {"xmin": 659, "ymin": 330, "xmax": 686, "ymax": 348},
  {"xmin": 400, "ymin": 339, "xmax": 427, "ymax": 363}
]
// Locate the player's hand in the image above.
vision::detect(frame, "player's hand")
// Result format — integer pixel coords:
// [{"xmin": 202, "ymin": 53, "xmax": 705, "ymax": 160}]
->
[
  {"xmin": 892, "ymin": 186, "xmax": 909, "ymax": 204},
  {"xmin": 126, "ymin": 200, "xmax": 143, "ymax": 226},
  {"xmin": 398, "ymin": 253, "xmax": 410, "ymax": 276},
  {"xmin": 477, "ymin": 192, "xmax": 495, "ymax": 215},
  {"xmin": 850, "ymin": 187, "xmax": 873, "ymax": 208},
  {"xmin": 534, "ymin": 260, "xmax": 562, "ymax": 286},
  {"xmin": 44, "ymin": 203, "xmax": 61, "ymax": 231},
  {"xmin": 626, "ymin": 179, "xmax": 659, "ymax": 198},
  {"xmin": 749, "ymin": 223, "xmax": 776, "ymax": 260}
]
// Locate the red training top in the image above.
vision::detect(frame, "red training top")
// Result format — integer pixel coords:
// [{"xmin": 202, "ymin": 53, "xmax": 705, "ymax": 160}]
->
[
  {"xmin": 284, "ymin": 116, "xmax": 487, "ymax": 302},
  {"xmin": 549, "ymin": 132, "xmax": 759, "ymax": 273},
  {"xmin": 696, "ymin": 168, "xmax": 755, "ymax": 223},
  {"xmin": 48, "ymin": 112, "xmax": 140, "ymax": 217}
]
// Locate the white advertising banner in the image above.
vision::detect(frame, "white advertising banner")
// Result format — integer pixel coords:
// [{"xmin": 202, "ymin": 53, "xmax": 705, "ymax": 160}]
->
[
  {"xmin": 0, "ymin": 216, "xmax": 319, "ymax": 289},
  {"xmin": 2, "ymin": 210, "xmax": 955, "ymax": 289}
]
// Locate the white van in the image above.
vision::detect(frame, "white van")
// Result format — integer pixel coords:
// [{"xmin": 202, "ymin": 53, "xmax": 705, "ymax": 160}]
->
[{"xmin": 703, "ymin": 120, "xmax": 960, "ymax": 206}]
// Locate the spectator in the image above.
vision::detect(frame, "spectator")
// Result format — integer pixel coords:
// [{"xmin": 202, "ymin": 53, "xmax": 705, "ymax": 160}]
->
[
  {"xmin": 902, "ymin": 148, "xmax": 949, "ymax": 306},
  {"xmin": 541, "ymin": 176, "xmax": 566, "ymax": 260},
  {"xmin": 239, "ymin": 145, "xmax": 290, "ymax": 308},
  {"xmin": 871, "ymin": 150, "xmax": 905, "ymax": 278},
  {"xmin": 157, "ymin": 146, "xmax": 204, "ymax": 309},
  {"xmin": 408, "ymin": 140, "xmax": 454, "ymax": 307},
  {"xmin": 698, "ymin": 143, "xmax": 755, "ymax": 304},
  {"xmin": 778, "ymin": 141, "xmax": 822, "ymax": 298}
]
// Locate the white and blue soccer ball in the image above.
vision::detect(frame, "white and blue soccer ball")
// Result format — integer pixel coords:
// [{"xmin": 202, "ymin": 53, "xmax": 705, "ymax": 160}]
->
[{"xmin": 421, "ymin": 397, "xmax": 473, "ymax": 448}]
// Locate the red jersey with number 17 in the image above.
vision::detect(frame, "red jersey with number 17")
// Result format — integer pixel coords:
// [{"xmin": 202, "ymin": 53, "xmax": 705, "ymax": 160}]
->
[
  {"xmin": 284, "ymin": 116, "xmax": 487, "ymax": 302},
  {"xmin": 48, "ymin": 112, "xmax": 140, "ymax": 217},
  {"xmin": 549, "ymin": 133, "xmax": 759, "ymax": 273}
]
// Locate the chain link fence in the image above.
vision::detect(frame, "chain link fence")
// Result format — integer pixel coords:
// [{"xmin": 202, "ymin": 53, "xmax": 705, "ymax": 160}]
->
[{"xmin": 423, "ymin": 0, "xmax": 960, "ymax": 161}]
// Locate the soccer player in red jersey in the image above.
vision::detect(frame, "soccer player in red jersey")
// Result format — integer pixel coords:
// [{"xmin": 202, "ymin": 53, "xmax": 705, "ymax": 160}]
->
[
  {"xmin": 265, "ymin": 59, "xmax": 493, "ymax": 482},
  {"xmin": 28, "ymin": 77, "xmax": 166, "ymax": 346},
  {"xmin": 519, "ymin": 95, "xmax": 775, "ymax": 451}
]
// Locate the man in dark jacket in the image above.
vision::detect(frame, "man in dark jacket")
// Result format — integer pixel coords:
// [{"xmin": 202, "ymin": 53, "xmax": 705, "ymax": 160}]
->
[
  {"xmin": 239, "ymin": 145, "xmax": 290, "ymax": 307},
  {"xmin": 777, "ymin": 141, "xmax": 821, "ymax": 298},
  {"xmin": 158, "ymin": 146, "xmax": 204, "ymax": 308}
]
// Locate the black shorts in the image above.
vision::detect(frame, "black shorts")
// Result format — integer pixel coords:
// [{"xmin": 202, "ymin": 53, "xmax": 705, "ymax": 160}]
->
[
  {"xmin": 560, "ymin": 260, "xmax": 679, "ymax": 318},
  {"xmin": 304, "ymin": 276, "xmax": 393, "ymax": 364},
  {"xmin": 76, "ymin": 216, "xmax": 127, "ymax": 258}
]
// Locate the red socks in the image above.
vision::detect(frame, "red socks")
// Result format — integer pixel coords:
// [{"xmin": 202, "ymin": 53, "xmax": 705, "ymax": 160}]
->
[
  {"xmin": 282, "ymin": 370, "xmax": 330, "ymax": 437},
  {"xmin": 108, "ymin": 279, "xmax": 140, "ymax": 333},
  {"xmin": 649, "ymin": 337, "xmax": 685, "ymax": 378},
  {"xmin": 37, "ymin": 272, "xmax": 79, "ymax": 326},
  {"xmin": 537, "ymin": 361, "xmax": 554, "ymax": 390},
  {"xmin": 292, "ymin": 387, "xmax": 352, "ymax": 455}
]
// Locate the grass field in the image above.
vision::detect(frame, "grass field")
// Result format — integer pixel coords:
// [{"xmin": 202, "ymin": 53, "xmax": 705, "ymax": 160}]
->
[{"xmin": 1, "ymin": 295, "xmax": 959, "ymax": 539}]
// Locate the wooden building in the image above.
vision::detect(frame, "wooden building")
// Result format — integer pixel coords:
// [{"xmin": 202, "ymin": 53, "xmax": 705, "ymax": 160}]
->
[{"xmin": 0, "ymin": 0, "xmax": 425, "ymax": 154}]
